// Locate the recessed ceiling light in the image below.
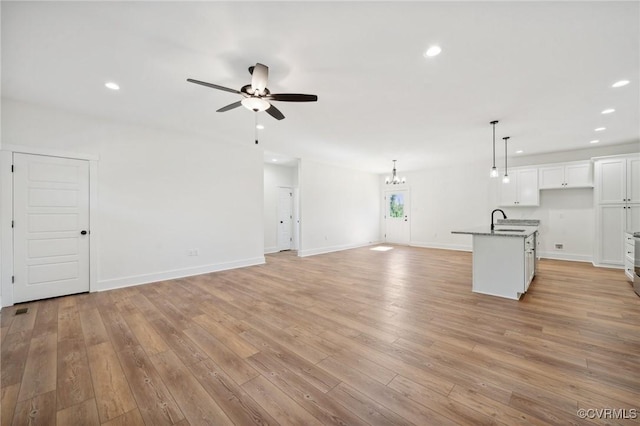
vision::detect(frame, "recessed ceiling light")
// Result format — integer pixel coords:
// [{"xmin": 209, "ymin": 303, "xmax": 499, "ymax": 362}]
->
[
  {"xmin": 601, "ymin": 108, "xmax": 615, "ymax": 114},
  {"xmin": 105, "ymin": 82, "xmax": 120, "ymax": 91},
  {"xmin": 515, "ymin": 150, "xmax": 523, "ymax": 154},
  {"xmin": 256, "ymin": 124, "xmax": 264, "ymax": 130},
  {"xmin": 424, "ymin": 46, "xmax": 442, "ymax": 57},
  {"xmin": 272, "ymin": 159, "xmax": 278, "ymax": 162},
  {"xmin": 612, "ymin": 80, "xmax": 629, "ymax": 88},
  {"xmin": 590, "ymin": 140, "xmax": 599, "ymax": 144},
  {"xmin": 594, "ymin": 127, "xmax": 606, "ymax": 132}
]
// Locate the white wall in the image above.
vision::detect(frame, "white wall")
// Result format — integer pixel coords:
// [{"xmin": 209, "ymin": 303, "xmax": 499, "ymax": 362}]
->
[
  {"xmin": 299, "ymin": 160, "xmax": 380, "ymax": 256},
  {"xmin": 1, "ymin": 99, "xmax": 264, "ymax": 305},
  {"xmin": 404, "ymin": 161, "xmax": 492, "ymax": 251},
  {"xmin": 263, "ymin": 163, "xmax": 296, "ymax": 253}
]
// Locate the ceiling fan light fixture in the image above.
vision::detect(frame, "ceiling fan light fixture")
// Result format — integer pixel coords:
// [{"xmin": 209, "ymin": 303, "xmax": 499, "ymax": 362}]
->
[{"xmin": 241, "ymin": 97, "xmax": 270, "ymax": 112}]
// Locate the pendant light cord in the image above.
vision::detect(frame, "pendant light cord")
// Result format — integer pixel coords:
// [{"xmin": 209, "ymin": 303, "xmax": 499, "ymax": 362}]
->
[
  {"xmin": 503, "ymin": 136, "xmax": 510, "ymax": 174},
  {"xmin": 490, "ymin": 120, "xmax": 498, "ymax": 168}
]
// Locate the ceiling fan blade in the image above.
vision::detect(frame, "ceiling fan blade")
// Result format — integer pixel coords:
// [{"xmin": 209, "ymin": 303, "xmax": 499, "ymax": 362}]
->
[
  {"xmin": 187, "ymin": 78, "xmax": 240, "ymax": 94},
  {"xmin": 265, "ymin": 104, "xmax": 285, "ymax": 120},
  {"xmin": 216, "ymin": 101, "xmax": 242, "ymax": 112},
  {"xmin": 266, "ymin": 93, "xmax": 318, "ymax": 102},
  {"xmin": 251, "ymin": 63, "xmax": 269, "ymax": 96}
]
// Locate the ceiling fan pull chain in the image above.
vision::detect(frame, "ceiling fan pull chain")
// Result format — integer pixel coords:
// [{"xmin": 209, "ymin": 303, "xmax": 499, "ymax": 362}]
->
[{"xmin": 255, "ymin": 111, "xmax": 259, "ymax": 145}]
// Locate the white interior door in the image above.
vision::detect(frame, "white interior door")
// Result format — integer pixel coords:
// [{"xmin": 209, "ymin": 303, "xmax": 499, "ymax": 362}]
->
[
  {"xmin": 385, "ymin": 190, "xmax": 410, "ymax": 244},
  {"xmin": 277, "ymin": 187, "xmax": 293, "ymax": 251},
  {"xmin": 13, "ymin": 153, "xmax": 90, "ymax": 303}
]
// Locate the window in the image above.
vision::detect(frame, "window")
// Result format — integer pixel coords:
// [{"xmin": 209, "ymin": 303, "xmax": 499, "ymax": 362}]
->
[{"xmin": 389, "ymin": 193, "xmax": 404, "ymax": 218}]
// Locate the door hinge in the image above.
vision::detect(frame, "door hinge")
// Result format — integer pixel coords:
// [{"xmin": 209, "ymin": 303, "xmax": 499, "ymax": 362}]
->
[
  {"xmin": 289, "ymin": 192, "xmax": 292, "ymax": 197},
  {"xmin": 11, "ymin": 164, "xmax": 14, "ymax": 172},
  {"xmin": 12, "ymin": 276, "xmax": 15, "ymax": 284},
  {"xmin": 290, "ymin": 237, "xmax": 292, "ymax": 242},
  {"xmin": 11, "ymin": 220, "xmax": 14, "ymax": 228}
]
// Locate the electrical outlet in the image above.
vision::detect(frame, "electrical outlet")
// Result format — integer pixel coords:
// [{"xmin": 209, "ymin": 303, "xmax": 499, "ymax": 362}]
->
[
  {"xmin": 186, "ymin": 249, "xmax": 199, "ymax": 256},
  {"xmin": 554, "ymin": 243, "xmax": 563, "ymax": 250}
]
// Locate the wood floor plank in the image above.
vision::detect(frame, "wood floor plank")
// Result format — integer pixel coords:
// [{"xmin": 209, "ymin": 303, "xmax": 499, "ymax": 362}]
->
[
  {"xmin": 57, "ymin": 337, "xmax": 94, "ymax": 410},
  {"xmin": 1, "ymin": 383, "xmax": 20, "ymax": 426},
  {"xmin": 183, "ymin": 324, "xmax": 259, "ymax": 385},
  {"xmin": 58, "ymin": 306, "xmax": 83, "ymax": 342},
  {"xmin": 122, "ymin": 311, "xmax": 169, "ymax": 355},
  {"xmin": 240, "ymin": 327, "xmax": 341, "ymax": 393},
  {"xmin": 31, "ymin": 299, "xmax": 58, "ymax": 338},
  {"xmin": 242, "ymin": 375, "xmax": 324, "ymax": 426},
  {"xmin": 192, "ymin": 313, "xmax": 259, "ymax": 358},
  {"xmin": 1, "ymin": 330, "xmax": 31, "ymax": 388},
  {"xmin": 79, "ymin": 307, "xmax": 110, "ymax": 346},
  {"xmin": 328, "ymin": 382, "xmax": 412, "ymax": 426},
  {"xmin": 116, "ymin": 344, "xmax": 184, "ymax": 426},
  {"xmin": 17, "ymin": 332, "xmax": 57, "ymax": 402},
  {"xmin": 150, "ymin": 349, "xmax": 234, "ymax": 426},
  {"xmin": 11, "ymin": 390, "xmax": 56, "ymax": 426},
  {"xmin": 101, "ymin": 408, "xmax": 146, "ymax": 426},
  {"xmin": 247, "ymin": 350, "xmax": 368, "ymax": 425},
  {"xmin": 86, "ymin": 341, "xmax": 137, "ymax": 423},
  {"xmin": 99, "ymin": 307, "xmax": 140, "ymax": 353},
  {"xmin": 56, "ymin": 398, "xmax": 100, "ymax": 426},
  {"xmin": 187, "ymin": 358, "xmax": 279, "ymax": 426},
  {"xmin": 149, "ymin": 315, "xmax": 208, "ymax": 365}
]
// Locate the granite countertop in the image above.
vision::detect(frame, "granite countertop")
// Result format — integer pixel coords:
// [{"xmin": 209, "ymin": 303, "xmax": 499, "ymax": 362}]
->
[{"xmin": 451, "ymin": 225, "xmax": 538, "ymax": 238}]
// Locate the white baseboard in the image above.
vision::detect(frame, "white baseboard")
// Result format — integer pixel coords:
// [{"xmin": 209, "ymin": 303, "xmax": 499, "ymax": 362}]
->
[
  {"xmin": 96, "ymin": 256, "xmax": 265, "ymax": 292},
  {"xmin": 537, "ymin": 251, "xmax": 592, "ymax": 263},
  {"xmin": 264, "ymin": 246, "xmax": 279, "ymax": 254},
  {"xmin": 298, "ymin": 241, "xmax": 380, "ymax": 257},
  {"xmin": 410, "ymin": 241, "xmax": 472, "ymax": 252}
]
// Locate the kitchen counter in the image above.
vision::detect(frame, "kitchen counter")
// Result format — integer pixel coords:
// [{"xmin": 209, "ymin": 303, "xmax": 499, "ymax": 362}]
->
[
  {"xmin": 452, "ymin": 224, "xmax": 538, "ymax": 300},
  {"xmin": 451, "ymin": 225, "xmax": 538, "ymax": 238}
]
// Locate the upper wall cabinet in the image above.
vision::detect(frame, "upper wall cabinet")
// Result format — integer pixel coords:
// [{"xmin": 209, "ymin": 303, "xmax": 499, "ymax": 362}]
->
[
  {"xmin": 595, "ymin": 156, "xmax": 639, "ymax": 204},
  {"xmin": 499, "ymin": 168, "xmax": 539, "ymax": 206},
  {"xmin": 538, "ymin": 161, "xmax": 593, "ymax": 189}
]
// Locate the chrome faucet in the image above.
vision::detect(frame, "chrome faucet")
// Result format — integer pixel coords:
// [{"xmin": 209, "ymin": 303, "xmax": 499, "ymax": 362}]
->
[{"xmin": 491, "ymin": 209, "xmax": 507, "ymax": 231}]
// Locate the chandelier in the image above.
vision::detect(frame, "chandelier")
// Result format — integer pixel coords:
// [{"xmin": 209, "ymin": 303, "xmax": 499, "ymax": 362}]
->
[{"xmin": 385, "ymin": 160, "xmax": 406, "ymax": 185}]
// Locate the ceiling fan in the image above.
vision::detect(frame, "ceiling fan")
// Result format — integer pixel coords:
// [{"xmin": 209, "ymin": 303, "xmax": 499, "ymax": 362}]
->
[{"xmin": 187, "ymin": 63, "xmax": 318, "ymax": 120}]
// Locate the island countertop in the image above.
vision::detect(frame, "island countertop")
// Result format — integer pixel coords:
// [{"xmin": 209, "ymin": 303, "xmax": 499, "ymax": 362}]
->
[{"xmin": 451, "ymin": 225, "xmax": 538, "ymax": 238}]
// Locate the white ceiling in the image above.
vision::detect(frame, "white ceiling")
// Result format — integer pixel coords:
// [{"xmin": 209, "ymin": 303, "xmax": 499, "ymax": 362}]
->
[{"xmin": 2, "ymin": 1, "xmax": 638, "ymax": 173}]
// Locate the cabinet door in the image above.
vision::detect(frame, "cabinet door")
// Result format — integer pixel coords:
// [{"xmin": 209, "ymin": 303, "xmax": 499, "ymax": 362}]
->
[
  {"xmin": 627, "ymin": 157, "xmax": 640, "ymax": 203},
  {"xmin": 627, "ymin": 205, "xmax": 640, "ymax": 233},
  {"xmin": 599, "ymin": 205, "xmax": 625, "ymax": 265},
  {"xmin": 565, "ymin": 162, "xmax": 592, "ymax": 188},
  {"xmin": 517, "ymin": 169, "xmax": 539, "ymax": 206},
  {"xmin": 538, "ymin": 166, "xmax": 564, "ymax": 189},
  {"xmin": 499, "ymin": 176, "xmax": 518, "ymax": 206},
  {"xmin": 597, "ymin": 159, "xmax": 626, "ymax": 204}
]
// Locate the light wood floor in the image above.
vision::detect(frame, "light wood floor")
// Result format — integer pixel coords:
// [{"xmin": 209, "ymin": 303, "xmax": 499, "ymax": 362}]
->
[{"xmin": 2, "ymin": 246, "xmax": 639, "ymax": 425}]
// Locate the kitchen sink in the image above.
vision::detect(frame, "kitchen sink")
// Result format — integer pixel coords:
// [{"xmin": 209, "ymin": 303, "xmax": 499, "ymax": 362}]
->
[{"xmin": 495, "ymin": 228, "xmax": 525, "ymax": 232}]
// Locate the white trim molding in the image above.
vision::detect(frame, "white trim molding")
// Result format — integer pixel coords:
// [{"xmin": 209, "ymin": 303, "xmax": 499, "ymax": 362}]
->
[
  {"xmin": 97, "ymin": 256, "xmax": 266, "ymax": 291},
  {"xmin": 410, "ymin": 241, "xmax": 472, "ymax": 252},
  {"xmin": 298, "ymin": 241, "xmax": 380, "ymax": 257}
]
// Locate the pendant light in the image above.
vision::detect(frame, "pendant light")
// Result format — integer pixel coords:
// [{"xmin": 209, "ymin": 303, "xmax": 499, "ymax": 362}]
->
[
  {"xmin": 385, "ymin": 160, "xmax": 406, "ymax": 185},
  {"xmin": 502, "ymin": 136, "xmax": 510, "ymax": 183},
  {"xmin": 490, "ymin": 120, "xmax": 499, "ymax": 177}
]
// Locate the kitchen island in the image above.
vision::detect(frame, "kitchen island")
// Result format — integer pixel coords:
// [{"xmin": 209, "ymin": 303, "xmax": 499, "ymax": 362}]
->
[{"xmin": 452, "ymin": 224, "xmax": 538, "ymax": 300}]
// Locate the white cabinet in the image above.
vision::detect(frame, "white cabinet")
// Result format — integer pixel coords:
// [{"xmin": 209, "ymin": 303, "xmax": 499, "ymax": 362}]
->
[
  {"xmin": 598, "ymin": 205, "xmax": 626, "ymax": 265},
  {"xmin": 499, "ymin": 168, "xmax": 539, "ymax": 206},
  {"xmin": 472, "ymin": 231, "xmax": 537, "ymax": 300},
  {"xmin": 524, "ymin": 233, "xmax": 536, "ymax": 290},
  {"xmin": 624, "ymin": 232, "xmax": 635, "ymax": 282},
  {"xmin": 539, "ymin": 161, "xmax": 592, "ymax": 189},
  {"xmin": 595, "ymin": 156, "xmax": 639, "ymax": 204},
  {"xmin": 594, "ymin": 154, "xmax": 640, "ymax": 267}
]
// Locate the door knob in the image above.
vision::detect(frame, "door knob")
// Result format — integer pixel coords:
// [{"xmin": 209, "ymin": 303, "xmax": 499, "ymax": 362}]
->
[
  {"xmin": 280, "ymin": 221, "xmax": 283, "ymax": 224},
  {"xmin": 80, "ymin": 230, "xmax": 88, "ymax": 235}
]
